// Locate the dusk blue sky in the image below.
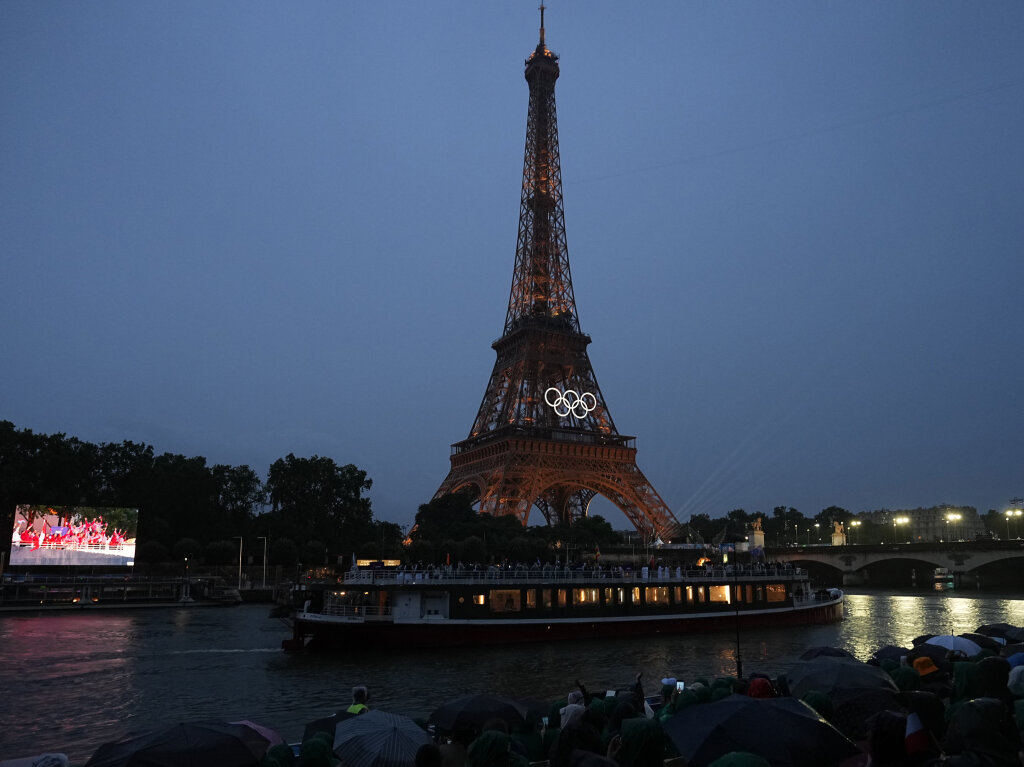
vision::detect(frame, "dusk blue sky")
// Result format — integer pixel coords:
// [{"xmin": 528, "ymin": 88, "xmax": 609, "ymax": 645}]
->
[{"xmin": 3, "ymin": 2, "xmax": 1023, "ymax": 532}]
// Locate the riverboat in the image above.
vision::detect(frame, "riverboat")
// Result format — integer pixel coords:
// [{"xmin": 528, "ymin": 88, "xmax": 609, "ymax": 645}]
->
[{"xmin": 281, "ymin": 564, "xmax": 843, "ymax": 651}]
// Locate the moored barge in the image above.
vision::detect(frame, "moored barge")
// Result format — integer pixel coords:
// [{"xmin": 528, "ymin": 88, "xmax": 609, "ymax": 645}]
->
[
  {"xmin": 0, "ymin": 573, "xmax": 242, "ymax": 612},
  {"xmin": 282, "ymin": 564, "xmax": 843, "ymax": 651}
]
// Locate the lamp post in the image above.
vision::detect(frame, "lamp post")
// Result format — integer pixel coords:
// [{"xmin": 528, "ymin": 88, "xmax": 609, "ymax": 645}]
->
[
  {"xmin": 1004, "ymin": 508, "xmax": 1023, "ymax": 540},
  {"xmin": 258, "ymin": 536, "xmax": 268, "ymax": 589},
  {"xmin": 947, "ymin": 512, "xmax": 961, "ymax": 542},
  {"xmin": 1011, "ymin": 499, "xmax": 1024, "ymax": 539},
  {"xmin": 814, "ymin": 522, "xmax": 820, "ymax": 543},
  {"xmin": 233, "ymin": 536, "xmax": 243, "ymax": 591},
  {"xmin": 732, "ymin": 565, "xmax": 742, "ymax": 679},
  {"xmin": 849, "ymin": 519, "xmax": 861, "ymax": 544},
  {"xmin": 1003, "ymin": 508, "xmax": 1022, "ymax": 539},
  {"xmin": 894, "ymin": 516, "xmax": 909, "ymax": 543}
]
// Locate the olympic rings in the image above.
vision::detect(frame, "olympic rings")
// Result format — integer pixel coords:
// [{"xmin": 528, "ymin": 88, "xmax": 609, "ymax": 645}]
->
[{"xmin": 544, "ymin": 387, "xmax": 597, "ymax": 419}]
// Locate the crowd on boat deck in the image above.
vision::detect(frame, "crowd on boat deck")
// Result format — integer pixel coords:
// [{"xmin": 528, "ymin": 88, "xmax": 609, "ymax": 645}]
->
[{"xmin": 353, "ymin": 558, "xmax": 801, "ymax": 580}]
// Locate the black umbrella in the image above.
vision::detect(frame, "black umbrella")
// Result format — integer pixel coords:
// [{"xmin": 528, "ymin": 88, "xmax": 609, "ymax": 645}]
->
[
  {"xmin": 906, "ymin": 643, "xmax": 955, "ymax": 674},
  {"xmin": 303, "ymin": 710, "xmax": 357, "ymax": 743},
  {"xmin": 429, "ymin": 694, "xmax": 528, "ymax": 731},
  {"xmin": 1000, "ymin": 642, "xmax": 1024, "ymax": 659},
  {"xmin": 871, "ymin": 644, "xmax": 910, "ymax": 663},
  {"xmin": 332, "ymin": 710, "xmax": 432, "ymax": 767},
  {"xmin": 799, "ymin": 646, "xmax": 855, "ymax": 660},
  {"xmin": 975, "ymin": 623, "xmax": 1024, "ymax": 642},
  {"xmin": 960, "ymin": 632, "xmax": 1005, "ymax": 652},
  {"xmin": 832, "ymin": 687, "xmax": 907, "ymax": 740},
  {"xmin": 787, "ymin": 657, "xmax": 899, "ymax": 698},
  {"xmin": 787, "ymin": 656, "xmax": 903, "ymax": 740},
  {"xmin": 662, "ymin": 694, "xmax": 859, "ymax": 767},
  {"xmin": 84, "ymin": 721, "xmax": 271, "ymax": 767}
]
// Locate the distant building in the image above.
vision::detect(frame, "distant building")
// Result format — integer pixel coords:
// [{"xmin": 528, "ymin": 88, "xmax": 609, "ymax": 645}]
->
[{"xmin": 860, "ymin": 506, "xmax": 985, "ymax": 543}]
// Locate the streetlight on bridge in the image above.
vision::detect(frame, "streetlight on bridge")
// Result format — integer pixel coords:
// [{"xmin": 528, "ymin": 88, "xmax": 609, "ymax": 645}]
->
[
  {"xmin": 849, "ymin": 519, "xmax": 861, "ymax": 544},
  {"xmin": 946, "ymin": 512, "xmax": 962, "ymax": 541},
  {"xmin": 1009, "ymin": 497, "xmax": 1024, "ymax": 539},
  {"xmin": 893, "ymin": 516, "xmax": 910, "ymax": 543},
  {"xmin": 1006, "ymin": 508, "xmax": 1023, "ymax": 540}
]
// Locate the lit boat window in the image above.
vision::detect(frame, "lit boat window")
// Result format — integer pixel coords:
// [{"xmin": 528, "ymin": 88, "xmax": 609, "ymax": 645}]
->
[
  {"xmin": 489, "ymin": 589, "xmax": 521, "ymax": 612},
  {"xmin": 766, "ymin": 584, "xmax": 787, "ymax": 602}
]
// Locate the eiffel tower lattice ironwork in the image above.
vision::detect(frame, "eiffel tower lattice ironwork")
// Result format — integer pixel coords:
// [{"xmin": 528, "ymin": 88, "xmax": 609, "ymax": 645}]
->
[{"xmin": 434, "ymin": 11, "xmax": 681, "ymax": 541}]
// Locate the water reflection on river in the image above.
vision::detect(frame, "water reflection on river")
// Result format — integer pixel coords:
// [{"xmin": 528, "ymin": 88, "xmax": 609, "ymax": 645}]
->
[{"xmin": 2, "ymin": 590, "xmax": 1022, "ymax": 763}]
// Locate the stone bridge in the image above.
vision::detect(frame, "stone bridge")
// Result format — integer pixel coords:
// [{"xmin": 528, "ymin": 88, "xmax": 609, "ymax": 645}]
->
[{"xmin": 765, "ymin": 540, "xmax": 1024, "ymax": 587}]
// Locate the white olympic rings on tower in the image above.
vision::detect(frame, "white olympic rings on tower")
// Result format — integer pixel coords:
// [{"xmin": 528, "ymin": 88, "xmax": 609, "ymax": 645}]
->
[{"xmin": 544, "ymin": 387, "xmax": 597, "ymax": 419}]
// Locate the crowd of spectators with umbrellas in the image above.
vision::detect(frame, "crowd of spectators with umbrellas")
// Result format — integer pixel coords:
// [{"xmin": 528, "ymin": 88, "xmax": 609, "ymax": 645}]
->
[{"xmin": 9, "ymin": 622, "xmax": 1024, "ymax": 767}]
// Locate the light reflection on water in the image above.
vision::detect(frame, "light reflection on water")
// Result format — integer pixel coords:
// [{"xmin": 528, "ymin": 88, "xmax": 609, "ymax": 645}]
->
[{"xmin": 1, "ymin": 590, "xmax": 1023, "ymax": 764}]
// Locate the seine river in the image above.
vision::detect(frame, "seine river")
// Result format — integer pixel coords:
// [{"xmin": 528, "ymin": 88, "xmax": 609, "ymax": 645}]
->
[{"xmin": 2, "ymin": 589, "xmax": 1023, "ymax": 764}]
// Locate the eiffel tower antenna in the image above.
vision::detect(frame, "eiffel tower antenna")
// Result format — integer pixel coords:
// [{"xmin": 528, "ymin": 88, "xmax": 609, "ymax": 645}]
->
[{"xmin": 434, "ymin": 12, "xmax": 681, "ymax": 540}]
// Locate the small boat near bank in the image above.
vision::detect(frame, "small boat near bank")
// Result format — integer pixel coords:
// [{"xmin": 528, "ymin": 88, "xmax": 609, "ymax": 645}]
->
[
  {"xmin": 282, "ymin": 564, "xmax": 843, "ymax": 651},
  {"xmin": 0, "ymin": 573, "xmax": 243, "ymax": 612}
]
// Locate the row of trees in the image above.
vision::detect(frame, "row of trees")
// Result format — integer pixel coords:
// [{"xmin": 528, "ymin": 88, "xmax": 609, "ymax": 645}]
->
[
  {"xmin": 3, "ymin": 420, "xmax": 1007, "ymax": 570},
  {"xmin": 0, "ymin": 420, "xmax": 401, "ymax": 567},
  {"xmin": 405, "ymin": 501, "xmax": 1006, "ymax": 567},
  {"xmin": 405, "ymin": 493, "xmax": 622, "ymax": 566},
  {"xmin": 0, "ymin": 418, "xmax": 633, "ymax": 569}
]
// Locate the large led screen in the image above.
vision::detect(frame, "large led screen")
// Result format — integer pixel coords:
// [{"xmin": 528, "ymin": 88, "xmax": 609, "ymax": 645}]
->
[{"xmin": 11, "ymin": 505, "xmax": 138, "ymax": 566}]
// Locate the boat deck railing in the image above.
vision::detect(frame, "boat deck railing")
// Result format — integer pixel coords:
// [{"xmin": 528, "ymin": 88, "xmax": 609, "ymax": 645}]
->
[
  {"xmin": 340, "ymin": 565, "xmax": 807, "ymax": 587},
  {"xmin": 794, "ymin": 588, "xmax": 844, "ymax": 605},
  {"xmin": 319, "ymin": 603, "xmax": 393, "ymax": 620}
]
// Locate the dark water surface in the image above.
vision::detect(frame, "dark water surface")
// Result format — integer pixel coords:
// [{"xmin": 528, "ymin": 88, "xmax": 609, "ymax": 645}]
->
[{"xmin": 2, "ymin": 590, "xmax": 1023, "ymax": 764}]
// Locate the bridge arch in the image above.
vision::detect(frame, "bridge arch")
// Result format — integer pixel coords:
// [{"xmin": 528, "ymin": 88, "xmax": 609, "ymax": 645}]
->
[{"xmin": 767, "ymin": 543, "xmax": 1024, "ymax": 588}]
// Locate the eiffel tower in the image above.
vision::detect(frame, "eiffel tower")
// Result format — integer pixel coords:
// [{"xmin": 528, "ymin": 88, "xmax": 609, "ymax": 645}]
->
[{"xmin": 434, "ymin": 9, "xmax": 681, "ymax": 541}]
